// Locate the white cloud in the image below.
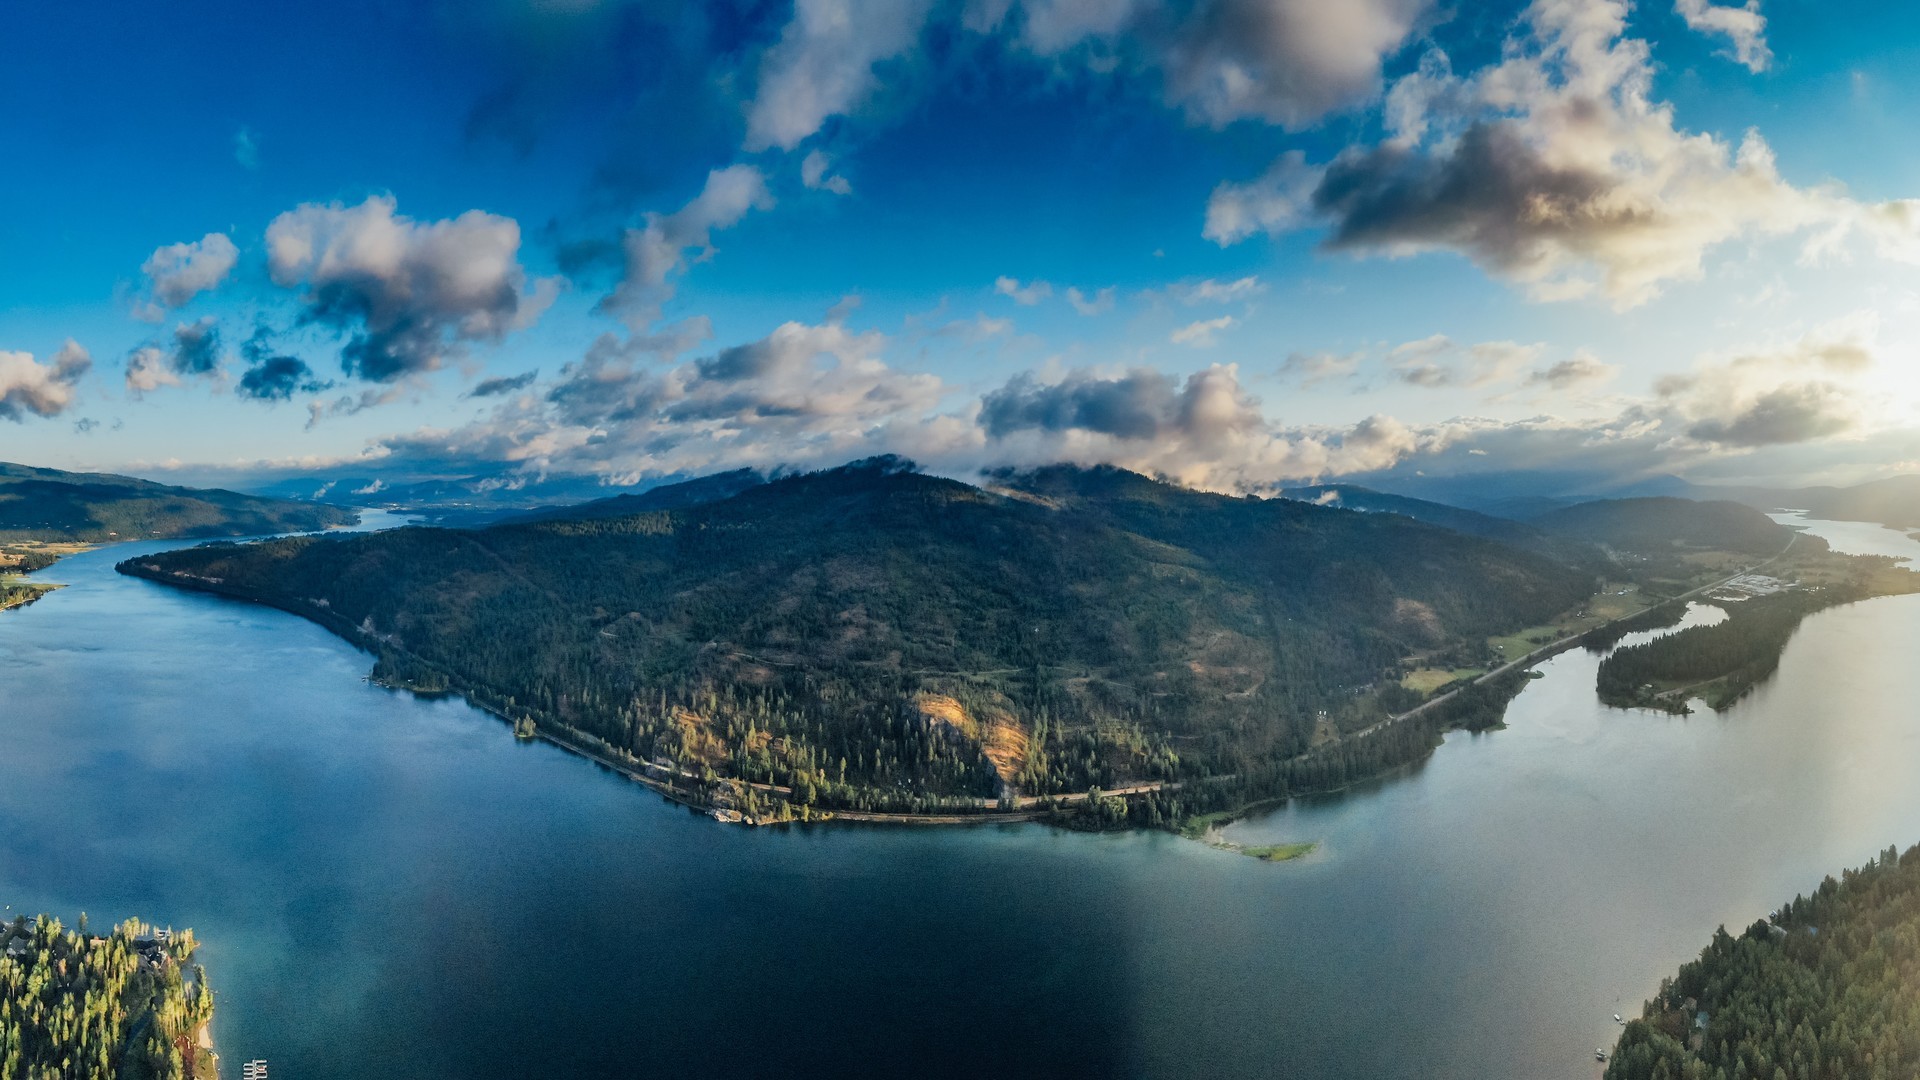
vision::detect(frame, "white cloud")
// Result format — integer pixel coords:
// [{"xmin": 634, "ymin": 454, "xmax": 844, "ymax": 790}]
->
[
  {"xmin": 0, "ymin": 341, "xmax": 90, "ymax": 421},
  {"xmin": 1208, "ymin": 0, "xmax": 1896, "ymax": 309},
  {"xmin": 1173, "ymin": 276, "xmax": 1265, "ymax": 304},
  {"xmin": 994, "ymin": 276, "xmax": 1053, "ymax": 305},
  {"xmin": 1066, "ymin": 286, "xmax": 1115, "ymax": 315},
  {"xmin": 1204, "ymin": 151, "xmax": 1322, "ymax": 245},
  {"xmin": 1390, "ymin": 336, "xmax": 1543, "ymax": 388},
  {"xmin": 267, "ymin": 195, "xmax": 556, "ymax": 382},
  {"xmin": 1674, "ymin": 0, "xmax": 1771, "ymax": 73},
  {"xmin": 600, "ymin": 166, "xmax": 774, "ymax": 329},
  {"xmin": 125, "ymin": 347, "xmax": 182, "ymax": 396},
  {"xmin": 1170, "ymin": 315, "xmax": 1236, "ymax": 347},
  {"xmin": 1523, "ymin": 349, "xmax": 1620, "ymax": 390},
  {"xmin": 987, "ymin": 0, "xmax": 1432, "ymax": 129},
  {"xmin": 1656, "ymin": 312, "xmax": 1885, "ymax": 447},
  {"xmin": 1276, "ymin": 350, "xmax": 1362, "ymax": 387},
  {"xmin": 801, "ymin": 149, "xmax": 853, "ymax": 195},
  {"xmin": 138, "ymin": 233, "xmax": 238, "ymax": 318},
  {"xmin": 744, "ymin": 0, "xmax": 936, "ymax": 151}
]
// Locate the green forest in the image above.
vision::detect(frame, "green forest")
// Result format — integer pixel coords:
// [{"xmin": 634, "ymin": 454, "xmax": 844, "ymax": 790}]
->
[
  {"xmin": 0, "ymin": 462, "xmax": 356, "ymax": 544},
  {"xmin": 0, "ymin": 915, "xmax": 214, "ymax": 1079},
  {"xmin": 1608, "ymin": 842, "xmax": 1920, "ymax": 1080},
  {"xmin": 123, "ymin": 458, "xmax": 1599, "ymax": 824},
  {"xmin": 1597, "ymin": 550, "xmax": 1920, "ymax": 713}
]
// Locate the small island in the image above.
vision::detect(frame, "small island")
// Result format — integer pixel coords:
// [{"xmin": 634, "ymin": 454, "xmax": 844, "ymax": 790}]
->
[{"xmin": 0, "ymin": 913, "xmax": 217, "ymax": 1078}]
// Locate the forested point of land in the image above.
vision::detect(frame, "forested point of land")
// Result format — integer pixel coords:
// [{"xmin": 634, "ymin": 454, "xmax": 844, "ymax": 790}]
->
[
  {"xmin": 1596, "ymin": 553, "xmax": 1920, "ymax": 714},
  {"xmin": 0, "ymin": 461, "xmax": 356, "ymax": 544},
  {"xmin": 1608, "ymin": 842, "xmax": 1920, "ymax": 1080},
  {"xmin": 123, "ymin": 458, "xmax": 1602, "ymax": 826},
  {"xmin": 0, "ymin": 915, "xmax": 214, "ymax": 1079}
]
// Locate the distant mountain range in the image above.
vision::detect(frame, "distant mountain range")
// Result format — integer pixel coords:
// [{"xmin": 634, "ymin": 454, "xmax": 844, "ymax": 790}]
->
[{"xmin": 0, "ymin": 462, "xmax": 358, "ymax": 544}]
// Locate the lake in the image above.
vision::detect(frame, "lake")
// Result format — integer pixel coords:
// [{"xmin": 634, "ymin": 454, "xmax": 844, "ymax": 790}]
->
[{"xmin": 2, "ymin": 513, "xmax": 1918, "ymax": 1078}]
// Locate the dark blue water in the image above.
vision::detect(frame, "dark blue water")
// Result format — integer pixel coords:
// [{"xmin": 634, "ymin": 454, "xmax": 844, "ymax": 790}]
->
[{"xmin": 3, "ymin": 517, "xmax": 1918, "ymax": 1079}]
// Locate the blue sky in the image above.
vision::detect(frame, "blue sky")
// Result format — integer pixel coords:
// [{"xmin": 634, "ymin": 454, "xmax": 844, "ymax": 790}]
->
[{"xmin": 5, "ymin": 0, "xmax": 1920, "ymax": 494}]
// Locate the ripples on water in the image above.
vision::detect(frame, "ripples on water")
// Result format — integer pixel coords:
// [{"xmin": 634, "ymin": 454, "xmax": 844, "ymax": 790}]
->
[{"xmin": 0, "ymin": 515, "xmax": 1916, "ymax": 1079}]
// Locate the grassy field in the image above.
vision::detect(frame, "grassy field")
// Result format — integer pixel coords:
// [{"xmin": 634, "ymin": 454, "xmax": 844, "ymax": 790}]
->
[
  {"xmin": 1484, "ymin": 578, "xmax": 1717, "ymax": 663},
  {"xmin": 1400, "ymin": 667, "xmax": 1486, "ymax": 695}
]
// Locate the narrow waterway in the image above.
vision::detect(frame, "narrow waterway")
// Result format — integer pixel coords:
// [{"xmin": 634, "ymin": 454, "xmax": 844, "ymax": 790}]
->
[{"xmin": 1, "ymin": 515, "xmax": 1916, "ymax": 1078}]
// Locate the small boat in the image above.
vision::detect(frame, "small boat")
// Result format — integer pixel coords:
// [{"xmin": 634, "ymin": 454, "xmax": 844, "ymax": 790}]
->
[
  {"xmin": 1596, "ymin": 1049, "xmax": 1608, "ymax": 1061},
  {"xmin": 1614, "ymin": 1013, "xmax": 1622, "ymax": 1023}
]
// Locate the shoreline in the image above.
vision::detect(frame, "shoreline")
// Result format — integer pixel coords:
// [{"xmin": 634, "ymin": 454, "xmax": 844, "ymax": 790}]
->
[{"xmin": 115, "ymin": 545, "xmax": 1807, "ymax": 835}]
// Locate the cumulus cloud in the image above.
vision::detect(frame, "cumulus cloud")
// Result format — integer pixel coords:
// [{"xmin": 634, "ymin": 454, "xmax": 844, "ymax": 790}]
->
[
  {"xmin": 468, "ymin": 371, "xmax": 540, "ymax": 398},
  {"xmin": 266, "ymin": 195, "xmax": 557, "ymax": 382},
  {"xmin": 982, "ymin": 0, "xmax": 1431, "ymax": 129},
  {"xmin": 801, "ymin": 149, "xmax": 853, "ymax": 195},
  {"xmin": 1209, "ymin": 0, "xmax": 1894, "ymax": 308},
  {"xmin": 1674, "ymin": 0, "xmax": 1770, "ymax": 73},
  {"xmin": 1155, "ymin": 0, "xmax": 1433, "ymax": 128},
  {"xmin": 236, "ymin": 327, "xmax": 331, "ymax": 403},
  {"xmin": 1655, "ymin": 313, "xmax": 1884, "ymax": 448},
  {"xmin": 1170, "ymin": 315, "xmax": 1236, "ymax": 347},
  {"xmin": 1066, "ymin": 286, "xmax": 1115, "ymax": 315},
  {"xmin": 1204, "ymin": 151, "xmax": 1322, "ymax": 244},
  {"xmin": 125, "ymin": 319, "xmax": 223, "ymax": 396},
  {"xmin": 744, "ymin": 0, "xmax": 935, "ymax": 151},
  {"xmin": 1524, "ymin": 349, "xmax": 1619, "ymax": 390},
  {"xmin": 239, "ymin": 356, "xmax": 331, "ymax": 402},
  {"xmin": 389, "ymin": 316, "xmax": 950, "ymax": 482},
  {"xmin": 0, "ymin": 341, "xmax": 90, "ymax": 421},
  {"xmin": 994, "ymin": 276, "xmax": 1053, "ymax": 305},
  {"xmin": 124, "ymin": 348, "xmax": 180, "ymax": 396},
  {"xmin": 976, "ymin": 363, "xmax": 1438, "ymax": 490},
  {"xmin": 137, "ymin": 233, "xmax": 238, "ymax": 318},
  {"xmin": 600, "ymin": 166, "xmax": 773, "ymax": 329},
  {"xmin": 734, "ymin": 0, "xmax": 1427, "ymax": 171}
]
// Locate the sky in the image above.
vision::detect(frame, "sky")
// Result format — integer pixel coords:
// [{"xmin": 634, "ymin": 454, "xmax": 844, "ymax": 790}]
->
[{"xmin": 6, "ymin": 0, "xmax": 1920, "ymax": 496}]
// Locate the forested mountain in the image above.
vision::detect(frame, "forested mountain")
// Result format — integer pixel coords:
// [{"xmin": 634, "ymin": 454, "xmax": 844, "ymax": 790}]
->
[
  {"xmin": 503, "ymin": 469, "xmax": 765, "ymax": 525},
  {"xmin": 1608, "ymin": 842, "xmax": 1920, "ymax": 1080},
  {"xmin": 1531, "ymin": 497, "xmax": 1791, "ymax": 558},
  {"xmin": 0, "ymin": 462, "xmax": 357, "ymax": 543},
  {"xmin": 1277, "ymin": 483, "xmax": 1592, "ymax": 562},
  {"xmin": 123, "ymin": 458, "xmax": 1595, "ymax": 821}
]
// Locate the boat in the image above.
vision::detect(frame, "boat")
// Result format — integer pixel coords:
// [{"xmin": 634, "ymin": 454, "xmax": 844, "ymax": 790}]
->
[
  {"xmin": 1596, "ymin": 1049, "xmax": 1607, "ymax": 1061},
  {"xmin": 1614, "ymin": 1013, "xmax": 1622, "ymax": 1023}
]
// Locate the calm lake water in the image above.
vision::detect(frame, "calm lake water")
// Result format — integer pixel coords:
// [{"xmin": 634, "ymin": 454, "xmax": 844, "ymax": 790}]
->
[{"xmin": 3, "ymin": 514, "xmax": 1919, "ymax": 1078}]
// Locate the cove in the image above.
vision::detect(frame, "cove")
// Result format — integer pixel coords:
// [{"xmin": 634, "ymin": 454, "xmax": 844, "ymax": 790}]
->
[{"xmin": 1, "ymin": 514, "xmax": 1917, "ymax": 1079}]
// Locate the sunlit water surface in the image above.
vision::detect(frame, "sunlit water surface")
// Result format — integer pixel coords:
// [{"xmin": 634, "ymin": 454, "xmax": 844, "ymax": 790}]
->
[{"xmin": 2, "ymin": 513, "xmax": 1917, "ymax": 1078}]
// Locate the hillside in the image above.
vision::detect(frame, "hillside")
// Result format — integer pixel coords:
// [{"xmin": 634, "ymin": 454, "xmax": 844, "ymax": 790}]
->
[
  {"xmin": 0, "ymin": 462, "xmax": 358, "ymax": 543},
  {"xmin": 122, "ymin": 459, "xmax": 1596, "ymax": 824},
  {"xmin": 504, "ymin": 469, "xmax": 765, "ymax": 525},
  {"xmin": 1531, "ymin": 497, "xmax": 1791, "ymax": 558},
  {"xmin": 1790, "ymin": 473, "xmax": 1920, "ymax": 529},
  {"xmin": 1277, "ymin": 483, "xmax": 1592, "ymax": 563},
  {"xmin": 1609, "ymin": 843, "xmax": 1920, "ymax": 1080}
]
